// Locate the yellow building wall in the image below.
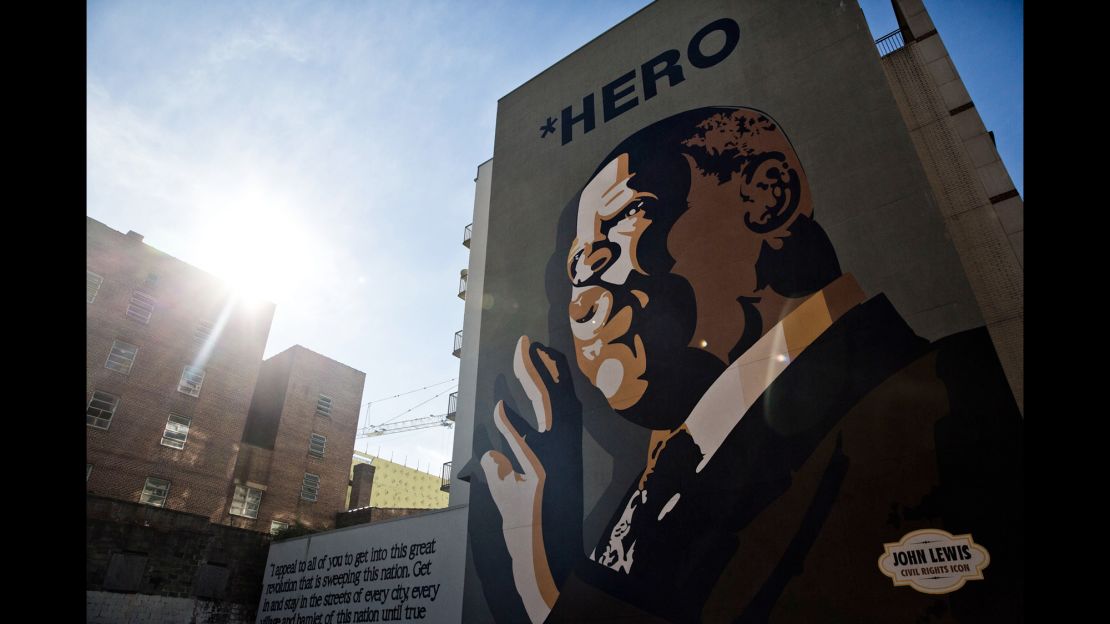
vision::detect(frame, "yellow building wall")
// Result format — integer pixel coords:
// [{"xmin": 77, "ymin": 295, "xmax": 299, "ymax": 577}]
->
[{"xmin": 347, "ymin": 452, "xmax": 449, "ymax": 509}]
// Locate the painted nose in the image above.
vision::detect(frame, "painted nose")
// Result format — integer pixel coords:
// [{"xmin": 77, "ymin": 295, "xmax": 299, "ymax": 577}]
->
[{"xmin": 571, "ymin": 242, "xmax": 616, "ymax": 285}]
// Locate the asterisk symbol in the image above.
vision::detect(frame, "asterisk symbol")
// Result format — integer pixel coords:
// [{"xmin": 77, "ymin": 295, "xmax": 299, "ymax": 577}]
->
[{"xmin": 540, "ymin": 117, "xmax": 557, "ymax": 138}]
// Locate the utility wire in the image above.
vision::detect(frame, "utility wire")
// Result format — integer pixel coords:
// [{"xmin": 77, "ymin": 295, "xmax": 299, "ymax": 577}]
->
[
  {"xmin": 367, "ymin": 378, "xmax": 456, "ymax": 404},
  {"xmin": 377, "ymin": 386, "xmax": 458, "ymax": 425}
]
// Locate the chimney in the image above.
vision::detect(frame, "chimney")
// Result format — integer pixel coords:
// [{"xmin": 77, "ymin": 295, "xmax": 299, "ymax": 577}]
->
[
  {"xmin": 349, "ymin": 463, "xmax": 376, "ymax": 510},
  {"xmin": 125, "ymin": 230, "xmax": 145, "ymax": 243}
]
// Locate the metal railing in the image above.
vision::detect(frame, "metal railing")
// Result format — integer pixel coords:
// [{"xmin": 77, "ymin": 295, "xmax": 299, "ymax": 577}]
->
[
  {"xmin": 463, "ymin": 224, "xmax": 473, "ymax": 248},
  {"xmin": 458, "ymin": 269, "xmax": 468, "ymax": 300},
  {"xmin": 447, "ymin": 392, "xmax": 458, "ymax": 421},
  {"xmin": 875, "ymin": 28, "xmax": 906, "ymax": 57},
  {"xmin": 441, "ymin": 461, "xmax": 452, "ymax": 492},
  {"xmin": 453, "ymin": 330, "xmax": 463, "ymax": 358}
]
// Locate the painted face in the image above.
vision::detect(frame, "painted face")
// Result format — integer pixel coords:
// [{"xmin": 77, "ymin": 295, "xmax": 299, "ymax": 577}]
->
[{"xmin": 566, "ymin": 154, "xmax": 656, "ymax": 410}]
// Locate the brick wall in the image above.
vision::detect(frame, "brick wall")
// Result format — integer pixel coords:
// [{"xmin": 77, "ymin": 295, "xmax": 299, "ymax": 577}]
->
[
  {"xmin": 87, "ymin": 592, "xmax": 254, "ymax": 624},
  {"xmin": 86, "ymin": 494, "xmax": 271, "ymax": 622},
  {"xmin": 229, "ymin": 346, "xmax": 366, "ymax": 532},
  {"xmin": 349, "ymin": 463, "xmax": 375, "ymax": 509},
  {"xmin": 269, "ymin": 347, "xmax": 365, "ymax": 530},
  {"xmin": 87, "ymin": 218, "xmax": 276, "ymax": 522}
]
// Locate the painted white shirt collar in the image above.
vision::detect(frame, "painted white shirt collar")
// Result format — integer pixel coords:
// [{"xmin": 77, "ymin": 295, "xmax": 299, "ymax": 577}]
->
[{"xmin": 684, "ymin": 275, "xmax": 865, "ymax": 472}]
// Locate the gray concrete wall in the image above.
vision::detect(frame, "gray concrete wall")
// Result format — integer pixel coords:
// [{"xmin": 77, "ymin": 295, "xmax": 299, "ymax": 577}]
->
[
  {"xmin": 449, "ymin": 159, "xmax": 493, "ymax": 508},
  {"xmin": 881, "ymin": 0, "xmax": 1023, "ymax": 412}
]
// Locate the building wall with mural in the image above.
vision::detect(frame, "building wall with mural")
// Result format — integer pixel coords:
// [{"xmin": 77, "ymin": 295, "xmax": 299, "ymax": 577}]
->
[{"xmin": 458, "ymin": 1, "xmax": 1022, "ymax": 622}]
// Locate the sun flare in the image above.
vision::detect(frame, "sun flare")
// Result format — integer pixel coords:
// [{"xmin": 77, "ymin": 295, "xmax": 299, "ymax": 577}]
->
[{"xmin": 191, "ymin": 186, "xmax": 318, "ymax": 305}]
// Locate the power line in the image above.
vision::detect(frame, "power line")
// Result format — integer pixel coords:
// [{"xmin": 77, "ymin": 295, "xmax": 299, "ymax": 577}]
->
[
  {"xmin": 367, "ymin": 378, "xmax": 456, "ymax": 404},
  {"xmin": 377, "ymin": 386, "xmax": 457, "ymax": 425}
]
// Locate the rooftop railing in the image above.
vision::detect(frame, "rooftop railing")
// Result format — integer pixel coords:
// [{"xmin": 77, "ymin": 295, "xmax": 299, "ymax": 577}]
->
[
  {"xmin": 875, "ymin": 28, "xmax": 906, "ymax": 57},
  {"xmin": 447, "ymin": 392, "xmax": 458, "ymax": 422},
  {"xmin": 440, "ymin": 461, "xmax": 452, "ymax": 492}
]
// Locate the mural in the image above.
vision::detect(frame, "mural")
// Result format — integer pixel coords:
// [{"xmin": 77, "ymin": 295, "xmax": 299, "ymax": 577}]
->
[{"xmin": 463, "ymin": 107, "xmax": 1022, "ymax": 623}]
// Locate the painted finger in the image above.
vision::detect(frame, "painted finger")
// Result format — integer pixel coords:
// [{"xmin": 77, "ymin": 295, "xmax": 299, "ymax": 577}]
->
[
  {"xmin": 514, "ymin": 335, "xmax": 554, "ymax": 432},
  {"xmin": 529, "ymin": 340, "xmax": 571, "ymax": 393},
  {"xmin": 480, "ymin": 450, "xmax": 515, "ymax": 483},
  {"xmin": 493, "ymin": 400, "xmax": 544, "ymax": 479}
]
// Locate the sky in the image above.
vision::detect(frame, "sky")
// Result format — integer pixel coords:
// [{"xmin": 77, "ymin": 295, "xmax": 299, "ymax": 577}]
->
[{"xmin": 87, "ymin": 0, "xmax": 1022, "ymax": 477}]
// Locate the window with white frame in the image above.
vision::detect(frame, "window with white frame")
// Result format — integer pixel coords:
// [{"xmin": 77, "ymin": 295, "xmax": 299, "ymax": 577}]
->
[
  {"xmin": 126, "ymin": 291, "xmax": 156, "ymax": 324},
  {"xmin": 105, "ymin": 340, "xmax": 139, "ymax": 374},
  {"xmin": 301, "ymin": 473, "xmax": 320, "ymax": 502},
  {"xmin": 194, "ymin": 320, "xmax": 215, "ymax": 345},
  {"xmin": 177, "ymin": 365, "xmax": 205, "ymax": 397},
  {"xmin": 270, "ymin": 521, "xmax": 289, "ymax": 535},
  {"xmin": 87, "ymin": 391, "xmax": 118, "ymax": 429},
  {"xmin": 308, "ymin": 433, "xmax": 326, "ymax": 459},
  {"xmin": 140, "ymin": 477, "xmax": 170, "ymax": 507},
  {"xmin": 87, "ymin": 271, "xmax": 103, "ymax": 303},
  {"xmin": 230, "ymin": 485, "xmax": 263, "ymax": 519},
  {"xmin": 161, "ymin": 413, "xmax": 192, "ymax": 449},
  {"xmin": 315, "ymin": 394, "xmax": 333, "ymax": 418}
]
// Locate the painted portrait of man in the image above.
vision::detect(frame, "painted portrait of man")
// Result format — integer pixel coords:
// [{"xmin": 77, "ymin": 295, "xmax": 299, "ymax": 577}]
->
[{"xmin": 464, "ymin": 107, "xmax": 1022, "ymax": 623}]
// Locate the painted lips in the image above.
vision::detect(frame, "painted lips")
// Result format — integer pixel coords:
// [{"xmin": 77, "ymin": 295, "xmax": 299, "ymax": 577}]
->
[{"xmin": 568, "ymin": 285, "xmax": 648, "ymax": 409}]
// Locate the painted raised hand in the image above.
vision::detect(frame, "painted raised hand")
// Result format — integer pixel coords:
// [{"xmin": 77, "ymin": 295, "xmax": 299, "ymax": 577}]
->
[{"xmin": 480, "ymin": 336, "xmax": 583, "ymax": 624}]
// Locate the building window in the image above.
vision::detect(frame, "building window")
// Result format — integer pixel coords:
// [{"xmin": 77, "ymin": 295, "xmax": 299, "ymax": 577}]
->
[
  {"xmin": 230, "ymin": 485, "xmax": 262, "ymax": 519},
  {"xmin": 194, "ymin": 320, "xmax": 215, "ymax": 345},
  {"xmin": 87, "ymin": 271, "xmax": 103, "ymax": 303},
  {"xmin": 140, "ymin": 477, "xmax": 170, "ymax": 507},
  {"xmin": 301, "ymin": 473, "xmax": 320, "ymax": 502},
  {"xmin": 160, "ymin": 413, "xmax": 192, "ymax": 449},
  {"xmin": 177, "ymin": 365, "xmax": 205, "ymax": 397},
  {"xmin": 86, "ymin": 391, "xmax": 118, "ymax": 429},
  {"xmin": 270, "ymin": 521, "xmax": 289, "ymax": 535},
  {"xmin": 315, "ymin": 394, "xmax": 333, "ymax": 418},
  {"xmin": 308, "ymin": 433, "xmax": 326, "ymax": 459},
  {"xmin": 126, "ymin": 291, "xmax": 156, "ymax": 324},
  {"xmin": 105, "ymin": 340, "xmax": 139, "ymax": 375}
]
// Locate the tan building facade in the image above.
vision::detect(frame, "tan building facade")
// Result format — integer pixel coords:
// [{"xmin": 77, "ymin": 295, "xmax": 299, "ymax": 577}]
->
[{"xmin": 348, "ymin": 452, "xmax": 449, "ymax": 510}]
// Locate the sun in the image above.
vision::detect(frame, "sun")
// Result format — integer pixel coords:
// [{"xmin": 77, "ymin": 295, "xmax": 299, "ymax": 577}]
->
[{"xmin": 190, "ymin": 185, "xmax": 319, "ymax": 306}]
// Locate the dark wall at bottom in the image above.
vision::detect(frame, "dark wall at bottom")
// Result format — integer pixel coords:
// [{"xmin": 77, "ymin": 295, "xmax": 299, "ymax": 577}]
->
[{"xmin": 86, "ymin": 494, "xmax": 272, "ymax": 615}]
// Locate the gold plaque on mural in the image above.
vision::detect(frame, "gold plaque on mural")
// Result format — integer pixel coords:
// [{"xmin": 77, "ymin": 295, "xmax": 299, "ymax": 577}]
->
[{"xmin": 878, "ymin": 529, "xmax": 990, "ymax": 594}]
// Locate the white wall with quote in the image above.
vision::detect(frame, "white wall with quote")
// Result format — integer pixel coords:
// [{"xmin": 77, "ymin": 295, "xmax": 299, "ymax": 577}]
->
[{"xmin": 257, "ymin": 506, "xmax": 466, "ymax": 624}]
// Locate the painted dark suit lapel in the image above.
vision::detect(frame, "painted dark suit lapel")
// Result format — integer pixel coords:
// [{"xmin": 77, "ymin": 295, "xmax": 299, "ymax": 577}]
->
[{"xmin": 571, "ymin": 295, "xmax": 929, "ymax": 623}]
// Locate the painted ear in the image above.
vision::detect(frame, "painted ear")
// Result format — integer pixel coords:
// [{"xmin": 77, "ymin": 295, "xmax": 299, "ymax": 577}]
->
[{"xmin": 739, "ymin": 152, "xmax": 806, "ymax": 245}]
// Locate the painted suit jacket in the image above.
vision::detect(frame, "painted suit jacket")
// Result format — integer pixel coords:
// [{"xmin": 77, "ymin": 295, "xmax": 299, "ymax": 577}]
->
[{"xmin": 547, "ymin": 295, "xmax": 1024, "ymax": 623}]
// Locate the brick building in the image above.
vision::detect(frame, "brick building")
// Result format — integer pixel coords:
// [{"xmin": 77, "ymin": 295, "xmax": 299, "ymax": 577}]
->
[
  {"xmin": 86, "ymin": 217, "xmax": 365, "ymax": 532},
  {"xmin": 235, "ymin": 345, "xmax": 366, "ymax": 531}
]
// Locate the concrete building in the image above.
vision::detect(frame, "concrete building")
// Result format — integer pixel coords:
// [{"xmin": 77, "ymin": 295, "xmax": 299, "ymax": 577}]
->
[{"xmin": 86, "ymin": 217, "xmax": 365, "ymax": 532}]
